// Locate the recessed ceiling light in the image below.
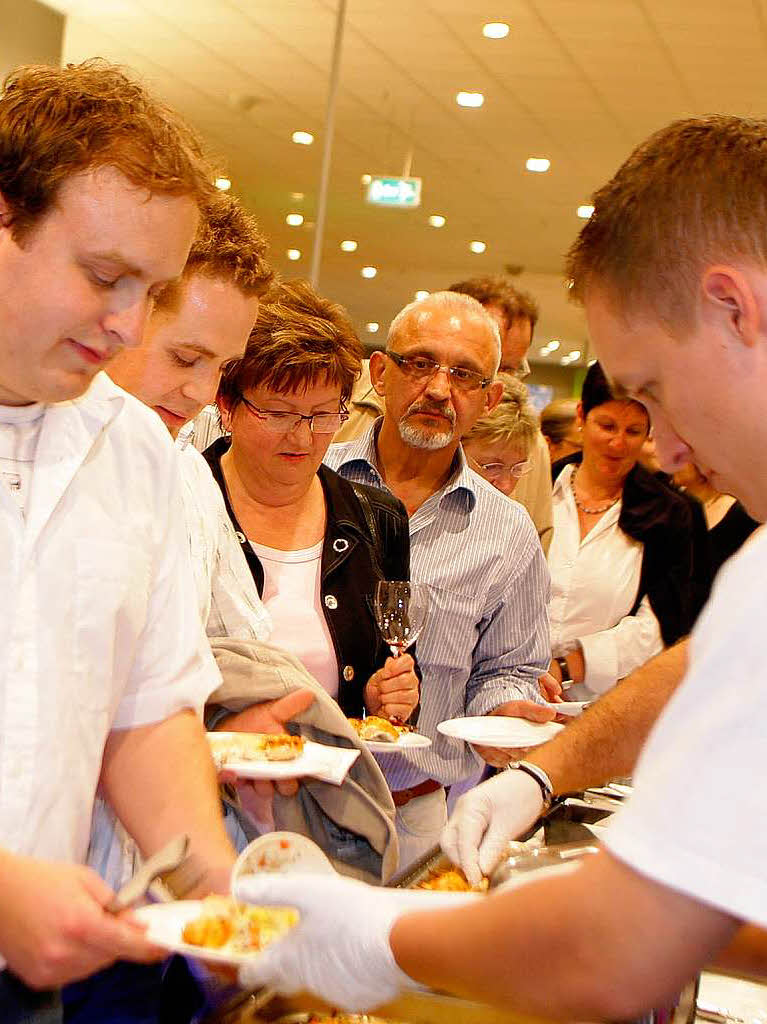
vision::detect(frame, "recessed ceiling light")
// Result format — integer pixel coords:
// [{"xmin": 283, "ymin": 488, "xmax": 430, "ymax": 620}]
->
[
  {"xmin": 361, "ymin": 173, "xmax": 372, "ymax": 185},
  {"xmin": 361, "ymin": 266, "xmax": 377, "ymax": 279},
  {"xmin": 526, "ymin": 157, "xmax": 550, "ymax": 173},
  {"xmin": 483, "ymin": 22, "xmax": 510, "ymax": 39},
  {"xmin": 577, "ymin": 205, "xmax": 595, "ymax": 219},
  {"xmin": 569, "ymin": 350, "xmax": 581, "ymax": 361},
  {"xmin": 566, "ymin": 278, "xmax": 575, "ymax": 289},
  {"xmin": 548, "ymin": 340, "xmax": 560, "ymax": 352},
  {"xmin": 366, "ymin": 322, "xmax": 380, "ymax": 333},
  {"xmin": 286, "ymin": 213, "xmax": 304, "ymax": 227},
  {"xmin": 469, "ymin": 240, "xmax": 486, "ymax": 254},
  {"xmin": 539, "ymin": 346, "xmax": 551, "ymax": 357},
  {"xmin": 286, "ymin": 249, "xmax": 301, "ymax": 261},
  {"xmin": 290, "ymin": 191, "xmax": 305, "ymax": 201},
  {"xmin": 214, "ymin": 176, "xmax": 232, "ymax": 191},
  {"xmin": 340, "ymin": 240, "xmax": 358, "ymax": 252},
  {"xmin": 428, "ymin": 214, "xmax": 446, "ymax": 228},
  {"xmin": 456, "ymin": 91, "xmax": 484, "ymax": 108},
  {"xmin": 415, "ymin": 290, "xmax": 430, "ymax": 301},
  {"xmin": 292, "ymin": 130, "xmax": 314, "ymax": 146},
  {"xmin": 588, "ymin": 358, "xmax": 597, "ymax": 366}
]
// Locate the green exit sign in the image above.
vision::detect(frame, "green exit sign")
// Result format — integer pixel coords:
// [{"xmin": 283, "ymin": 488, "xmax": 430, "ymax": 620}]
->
[{"xmin": 366, "ymin": 176, "xmax": 422, "ymax": 208}]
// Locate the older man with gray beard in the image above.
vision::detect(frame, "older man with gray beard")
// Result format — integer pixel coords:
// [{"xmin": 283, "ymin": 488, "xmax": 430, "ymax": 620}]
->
[{"xmin": 325, "ymin": 291, "xmax": 552, "ymax": 866}]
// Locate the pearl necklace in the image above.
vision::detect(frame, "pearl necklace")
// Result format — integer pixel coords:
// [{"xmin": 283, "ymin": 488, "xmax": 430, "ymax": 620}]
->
[{"xmin": 571, "ymin": 467, "xmax": 621, "ymax": 515}]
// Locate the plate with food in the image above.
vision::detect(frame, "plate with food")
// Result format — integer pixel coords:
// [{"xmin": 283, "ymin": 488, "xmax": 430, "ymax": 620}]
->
[
  {"xmin": 208, "ymin": 732, "xmax": 359, "ymax": 785},
  {"xmin": 418, "ymin": 866, "xmax": 489, "ymax": 893},
  {"xmin": 437, "ymin": 716, "xmax": 564, "ymax": 748},
  {"xmin": 134, "ymin": 895, "xmax": 298, "ymax": 967},
  {"xmin": 347, "ymin": 716, "xmax": 432, "ymax": 753},
  {"xmin": 232, "ymin": 832, "xmax": 334, "ymax": 884}
]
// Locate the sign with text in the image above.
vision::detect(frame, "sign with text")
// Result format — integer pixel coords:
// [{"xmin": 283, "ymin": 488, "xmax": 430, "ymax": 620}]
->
[{"xmin": 366, "ymin": 176, "xmax": 422, "ymax": 209}]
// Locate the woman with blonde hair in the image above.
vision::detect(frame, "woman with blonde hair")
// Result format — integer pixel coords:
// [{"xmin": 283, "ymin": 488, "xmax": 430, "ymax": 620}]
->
[
  {"xmin": 462, "ymin": 374, "xmax": 539, "ymax": 496},
  {"xmin": 540, "ymin": 397, "xmax": 582, "ymax": 463}
]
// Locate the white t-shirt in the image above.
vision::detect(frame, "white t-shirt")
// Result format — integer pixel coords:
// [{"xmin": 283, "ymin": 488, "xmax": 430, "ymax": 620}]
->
[
  {"xmin": 0, "ymin": 402, "xmax": 44, "ymax": 517},
  {"xmin": 549, "ymin": 464, "xmax": 663, "ymax": 698},
  {"xmin": 605, "ymin": 524, "xmax": 767, "ymax": 927},
  {"xmin": 0, "ymin": 372, "xmax": 218, "ymax": 869},
  {"xmin": 251, "ymin": 539, "xmax": 339, "ymax": 699}
]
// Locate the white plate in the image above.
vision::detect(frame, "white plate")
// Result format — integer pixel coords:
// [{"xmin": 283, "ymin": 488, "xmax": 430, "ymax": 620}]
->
[
  {"xmin": 544, "ymin": 700, "xmax": 591, "ymax": 717},
  {"xmin": 364, "ymin": 731, "xmax": 433, "ymax": 754},
  {"xmin": 232, "ymin": 832, "xmax": 334, "ymax": 887},
  {"xmin": 437, "ymin": 716, "xmax": 564, "ymax": 748},
  {"xmin": 134, "ymin": 900, "xmax": 294, "ymax": 967},
  {"xmin": 208, "ymin": 733, "xmax": 359, "ymax": 785}
]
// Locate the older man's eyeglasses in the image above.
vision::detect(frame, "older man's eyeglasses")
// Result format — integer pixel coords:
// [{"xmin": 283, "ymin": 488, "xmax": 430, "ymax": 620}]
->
[
  {"xmin": 239, "ymin": 395, "xmax": 348, "ymax": 434},
  {"xmin": 386, "ymin": 351, "xmax": 492, "ymax": 393},
  {"xmin": 479, "ymin": 460, "xmax": 532, "ymax": 483}
]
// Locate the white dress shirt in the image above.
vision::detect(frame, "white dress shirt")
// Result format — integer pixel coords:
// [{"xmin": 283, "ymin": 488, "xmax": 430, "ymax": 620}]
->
[
  {"xmin": 0, "ymin": 402, "xmax": 44, "ymax": 516},
  {"xmin": 0, "ymin": 373, "xmax": 218, "ymax": 870},
  {"xmin": 605, "ymin": 526, "xmax": 767, "ymax": 927},
  {"xmin": 325, "ymin": 424, "xmax": 550, "ymax": 790},
  {"xmin": 88, "ymin": 431, "xmax": 272, "ymax": 890},
  {"xmin": 549, "ymin": 464, "xmax": 663, "ymax": 698}
]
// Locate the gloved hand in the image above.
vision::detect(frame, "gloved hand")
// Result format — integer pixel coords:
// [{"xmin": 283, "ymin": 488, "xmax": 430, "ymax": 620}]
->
[
  {"xmin": 234, "ymin": 872, "xmax": 477, "ymax": 1011},
  {"xmin": 440, "ymin": 769, "xmax": 544, "ymax": 887}
]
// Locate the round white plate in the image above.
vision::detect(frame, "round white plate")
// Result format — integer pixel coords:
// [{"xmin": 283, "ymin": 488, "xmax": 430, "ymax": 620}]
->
[
  {"xmin": 208, "ymin": 733, "xmax": 358, "ymax": 784},
  {"xmin": 437, "ymin": 716, "xmax": 564, "ymax": 748},
  {"xmin": 364, "ymin": 732, "xmax": 432, "ymax": 754},
  {"xmin": 232, "ymin": 832, "xmax": 334, "ymax": 889},
  {"xmin": 133, "ymin": 900, "xmax": 294, "ymax": 967},
  {"xmin": 544, "ymin": 700, "xmax": 592, "ymax": 717}
]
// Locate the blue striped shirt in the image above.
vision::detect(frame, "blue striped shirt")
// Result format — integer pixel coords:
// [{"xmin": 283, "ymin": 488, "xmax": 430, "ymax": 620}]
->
[{"xmin": 325, "ymin": 424, "xmax": 551, "ymax": 789}]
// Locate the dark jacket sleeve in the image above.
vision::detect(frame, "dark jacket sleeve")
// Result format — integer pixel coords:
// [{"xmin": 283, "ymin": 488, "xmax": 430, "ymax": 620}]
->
[{"xmin": 622, "ymin": 466, "xmax": 712, "ymax": 646}]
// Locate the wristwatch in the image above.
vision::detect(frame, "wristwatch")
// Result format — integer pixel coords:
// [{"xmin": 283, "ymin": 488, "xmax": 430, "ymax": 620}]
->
[
  {"xmin": 555, "ymin": 656, "xmax": 571, "ymax": 684},
  {"xmin": 512, "ymin": 761, "xmax": 554, "ymax": 812}
]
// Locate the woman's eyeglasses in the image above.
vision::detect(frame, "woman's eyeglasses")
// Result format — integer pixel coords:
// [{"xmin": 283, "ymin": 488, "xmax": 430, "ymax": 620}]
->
[
  {"xmin": 239, "ymin": 395, "xmax": 348, "ymax": 434},
  {"xmin": 479, "ymin": 460, "xmax": 532, "ymax": 483}
]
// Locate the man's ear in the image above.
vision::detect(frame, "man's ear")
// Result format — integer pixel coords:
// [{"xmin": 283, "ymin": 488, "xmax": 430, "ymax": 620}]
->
[
  {"xmin": 700, "ymin": 265, "xmax": 760, "ymax": 348},
  {"xmin": 576, "ymin": 401, "xmax": 585, "ymax": 429},
  {"xmin": 369, "ymin": 350, "xmax": 387, "ymax": 396},
  {"xmin": 483, "ymin": 379, "xmax": 504, "ymax": 415},
  {"xmin": 0, "ymin": 190, "xmax": 14, "ymax": 230}
]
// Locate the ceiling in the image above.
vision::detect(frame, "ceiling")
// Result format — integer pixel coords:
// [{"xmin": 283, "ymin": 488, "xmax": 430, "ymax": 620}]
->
[{"xmin": 47, "ymin": 0, "xmax": 767, "ymax": 366}]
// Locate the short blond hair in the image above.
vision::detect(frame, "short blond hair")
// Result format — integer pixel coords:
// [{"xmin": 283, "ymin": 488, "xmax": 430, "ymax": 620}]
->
[
  {"xmin": 463, "ymin": 374, "xmax": 539, "ymax": 455},
  {"xmin": 566, "ymin": 115, "xmax": 767, "ymax": 327},
  {"xmin": 0, "ymin": 59, "xmax": 213, "ymax": 237}
]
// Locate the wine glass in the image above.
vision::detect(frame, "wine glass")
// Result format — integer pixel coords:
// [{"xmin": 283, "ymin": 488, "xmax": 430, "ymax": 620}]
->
[{"xmin": 373, "ymin": 580, "xmax": 429, "ymax": 658}]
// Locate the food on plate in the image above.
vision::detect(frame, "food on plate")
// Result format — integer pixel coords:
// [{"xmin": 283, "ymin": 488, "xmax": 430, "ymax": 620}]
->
[
  {"xmin": 348, "ymin": 716, "xmax": 417, "ymax": 743},
  {"xmin": 418, "ymin": 867, "xmax": 489, "ymax": 893},
  {"xmin": 181, "ymin": 895, "xmax": 298, "ymax": 953},
  {"xmin": 208, "ymin": 732, "xmax": 304, "ymax": 768}
]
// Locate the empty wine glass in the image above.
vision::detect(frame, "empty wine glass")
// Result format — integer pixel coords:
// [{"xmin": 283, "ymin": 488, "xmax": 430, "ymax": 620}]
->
[{"xmin": 374, "ymin": 580, "xmax": 429, "ymax": 657}]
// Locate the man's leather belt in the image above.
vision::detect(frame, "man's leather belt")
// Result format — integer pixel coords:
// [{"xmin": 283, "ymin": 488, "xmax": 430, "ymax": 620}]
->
[{"xmin": 392, "ymin": 778, "xmax": 443, "ymax": 807}]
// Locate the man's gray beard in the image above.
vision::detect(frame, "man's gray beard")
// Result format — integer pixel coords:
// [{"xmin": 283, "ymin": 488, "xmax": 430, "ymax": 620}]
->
[{"xmin": 398, "ymin": 418, "xmax": 455, "ymax": 450}]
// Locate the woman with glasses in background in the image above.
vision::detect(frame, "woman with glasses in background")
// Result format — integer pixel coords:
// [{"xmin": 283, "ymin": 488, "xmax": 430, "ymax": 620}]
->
[
  {"xmin": 546, "ymin": 361, "xmax": 707, "ymax": 702},
  {"xmin": 461, "ymin": 373, "xmax": 538, "ymax": 498},
  {"xmin": 203, "ymin": 280, "xmax": 419, "ymax": 724}
]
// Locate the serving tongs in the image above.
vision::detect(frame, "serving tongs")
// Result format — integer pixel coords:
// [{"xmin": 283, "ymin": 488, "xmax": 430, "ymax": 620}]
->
[{"xmin": 105, "ymin": 833, "xmax": 190, "ymax": 913}]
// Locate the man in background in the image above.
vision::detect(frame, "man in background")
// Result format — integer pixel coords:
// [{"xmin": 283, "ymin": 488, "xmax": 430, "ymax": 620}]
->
[{"xmin": 325, "ymin": 291, "xmax": 552, "ymax": 866}]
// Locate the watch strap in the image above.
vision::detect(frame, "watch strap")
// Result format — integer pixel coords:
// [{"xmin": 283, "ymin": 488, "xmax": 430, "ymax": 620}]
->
[{"xmin": 513, "ymin": 760, "xmax": 554, "ymax": 812}]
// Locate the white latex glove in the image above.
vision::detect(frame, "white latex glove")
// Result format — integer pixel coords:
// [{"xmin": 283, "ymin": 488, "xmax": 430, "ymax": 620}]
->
[
  {"xmin": 234, "ymin": 872, "xmax": 477, "ymax": 1011},
  {"xmin": 440, "ymin": 769, "xmax": 544, "ymax": 887}
]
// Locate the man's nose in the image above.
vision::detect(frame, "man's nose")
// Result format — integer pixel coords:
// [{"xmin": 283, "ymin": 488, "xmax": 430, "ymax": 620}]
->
[
  {"xmin": 652, "ymin": 414, "xmax": 692, "ymax": 472},
  {"xmin": 425, "ymin": 366, "xmax": 452, "ymax": 399},
  {"xmin": 102, "ymin": 294, "xmax": 152, "ymax": 350}
]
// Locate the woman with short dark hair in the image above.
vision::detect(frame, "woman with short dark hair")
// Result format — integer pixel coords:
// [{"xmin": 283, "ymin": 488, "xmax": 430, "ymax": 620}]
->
[{"xmin": 205, "ymin": 280, "xmax": 419, "ymax": 723}]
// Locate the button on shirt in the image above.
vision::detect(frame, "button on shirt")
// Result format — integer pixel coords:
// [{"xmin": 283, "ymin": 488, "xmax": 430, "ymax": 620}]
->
[
  {"xmin": 325, "ymin": 424, "xmax": 550, "ymax": 789},
  {"xmin": 0, "ymin": 373, "xmax": 218, "ymax": 868},
  {"xmin": 549, "ymin": 464, "xmax": 663, "ymax": 698}
]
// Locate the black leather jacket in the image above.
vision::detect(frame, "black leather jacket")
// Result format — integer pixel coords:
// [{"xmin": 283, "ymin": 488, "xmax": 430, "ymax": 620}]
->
[{"xmin": 203, "ymin": 438, "xmax": 412, "ymax": 717}]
